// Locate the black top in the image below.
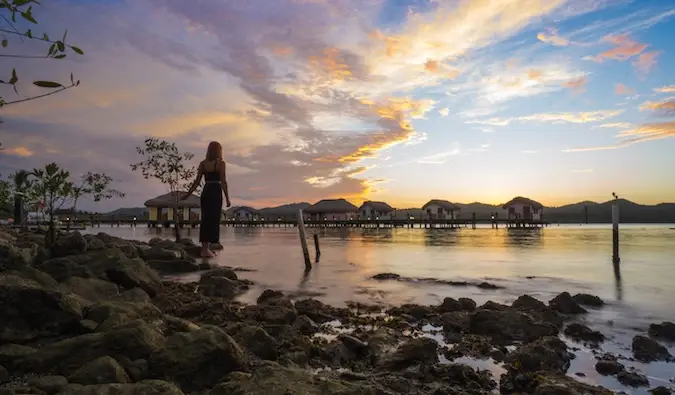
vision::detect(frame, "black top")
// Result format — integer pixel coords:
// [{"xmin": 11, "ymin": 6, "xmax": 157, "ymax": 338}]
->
[{"xmin": 203, "ymin": 161, "xmax": 220, "ymax": 182}]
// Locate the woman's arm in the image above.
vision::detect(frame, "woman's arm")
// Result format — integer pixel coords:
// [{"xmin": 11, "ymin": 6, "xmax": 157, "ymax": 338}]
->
[
  {"xmin": 182, "ymin": 162, "xmax": 204, "ymax": 199},
  {"xmin": 220, "ymin": 160, "xmax": 231, "ymax": 206}
]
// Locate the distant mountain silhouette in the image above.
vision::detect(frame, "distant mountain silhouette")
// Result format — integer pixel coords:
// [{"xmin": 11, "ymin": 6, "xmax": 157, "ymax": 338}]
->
[{"xmin": 105, "ymin": 207, "xmax": 148, "ymax": 217}]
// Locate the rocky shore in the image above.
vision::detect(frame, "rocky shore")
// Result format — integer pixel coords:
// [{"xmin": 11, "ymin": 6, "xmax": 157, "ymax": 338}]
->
[{"xmin": 1, "ymin": 228, "xmax": 674, "ymax": 395}]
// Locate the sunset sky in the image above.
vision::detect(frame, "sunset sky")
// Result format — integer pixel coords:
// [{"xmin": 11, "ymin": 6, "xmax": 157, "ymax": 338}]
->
[{"xmin": 1, "ymin": 0, "xmax": 674, "ymax": 211}]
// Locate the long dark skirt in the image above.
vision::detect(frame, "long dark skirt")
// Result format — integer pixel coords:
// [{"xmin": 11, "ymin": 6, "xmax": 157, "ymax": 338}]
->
[{"xmin": 199, "ymin": 184, "xmax": 223, "ymax": 243}]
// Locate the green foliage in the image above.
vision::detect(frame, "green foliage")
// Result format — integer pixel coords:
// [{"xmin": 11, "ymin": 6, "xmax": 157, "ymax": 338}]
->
[
  {"xmin": 0, "ymin": 0, "xmax": 83, "ymax": 109},
  {"xmin": 68, "ymin": 172, "xmax": 124, "ymax": 229},
  {"xmin": 131, "ymin": 137, "xmax": 197, "ymax": 241},
  {"xmin": 0, "ymin": 174, "xmax": 10, "ymax": 217}
]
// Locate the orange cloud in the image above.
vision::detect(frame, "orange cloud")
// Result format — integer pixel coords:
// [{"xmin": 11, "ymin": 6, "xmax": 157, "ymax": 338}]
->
[
  {"xmin": 632, "ymin": 51, "xmax": 659, "ymax": 75},
  {"xmin": 2, "ymin": 146, "xmax": 35, "ymax": 157},
  {"xmin": 589, "ymin": 34, "xmax": 647, "ymax": 61},
  {"xmin": 537, "ymin": 28, "xmax": 569, "ymax": 46},
  {"xmin": 562, "ymin": 76, "xmax": 588, "ymax": 94},
  {"xmin": 309, "ymin": 47, "xmax": 353, "ymax": 81},
  {"xmin": 527, "ymin": 69, "xmax": 543, "ymax": 80},
  {"xmin": 424, "ymin": 59, "xmax": 439, "ymax": 72},
  {"xmin": 640, "ymin": 99, "xmax": 675, "ymax": 115},
  {"xmin": 565, "ymin": 122, "xmax": 675, "ymax": 152},
  {"xmin": 615, "ymin": 83, "xmax": 635, "ymax": 96},
  {"xmin": 654, "ymin": 85, "xmax": 675, "ymax": 93}
]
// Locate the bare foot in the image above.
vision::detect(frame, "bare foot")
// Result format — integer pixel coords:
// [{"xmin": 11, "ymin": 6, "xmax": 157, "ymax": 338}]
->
[{"xmin": 201, "ymin": 250, "xmax": 216, "ymax": 258}]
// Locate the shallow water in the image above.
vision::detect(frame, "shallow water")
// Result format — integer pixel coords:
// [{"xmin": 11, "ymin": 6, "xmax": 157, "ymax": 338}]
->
[{"xmin": 83, "ymin": 224, "xmax": 675, "ymax": 393}]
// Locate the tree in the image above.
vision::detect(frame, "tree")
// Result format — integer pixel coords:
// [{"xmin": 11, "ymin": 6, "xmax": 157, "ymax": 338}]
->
[
  {"xmin": 0, "ymin": 0, "xmax": 83, "ymax": 111},
  {"xmin": 0, "ymin": 174, "xmax": 10, "ymax": 217},
  {"xmin": 30, "ymin": 162, "xmax": 72, "ymax": 246},
  {"xmin": 130, "ymin": 137, "xmax": 196, "ymax": 242},
  {"xmin": 68, "ymin": 172, "xmax": 124, "ymax": 230}
]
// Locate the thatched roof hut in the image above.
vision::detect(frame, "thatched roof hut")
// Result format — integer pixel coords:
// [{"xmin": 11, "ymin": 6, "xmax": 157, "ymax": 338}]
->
[
  {"xmin": 144, "ymin": 191, "xmax": 200, "ymax": 209},
  {"xmin": 306, "ymin": 198, "xmax": 358, "ymax": 213},
  {"xmin": 232, "ymin": 206, "xmax": 260, "ymax": 215},
  {"xmin": 359, "ymin": 201, "xmax": 394, "ymax": 213},
  {"xmin": 422, "ymin": 199, "xmax": 460, "ymax": 211},
  {"xmin": 502, "ymin": 196, "xmax": 544, "ymax": 209}
]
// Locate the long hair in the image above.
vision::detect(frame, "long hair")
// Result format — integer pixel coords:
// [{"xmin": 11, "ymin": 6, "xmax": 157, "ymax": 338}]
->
[{"xmin": 206, "ymin": 141, "xmax": 223, "ymax": 161}]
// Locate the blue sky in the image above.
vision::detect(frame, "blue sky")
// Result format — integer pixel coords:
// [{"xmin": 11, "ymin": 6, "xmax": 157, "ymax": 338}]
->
[{"xmin": 1, "ymin": 0, "xmax": 674, "ymax": 211}]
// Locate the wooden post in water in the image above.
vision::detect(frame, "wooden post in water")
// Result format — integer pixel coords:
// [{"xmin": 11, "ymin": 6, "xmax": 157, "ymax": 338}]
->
[
  {"xmin": 612, "ymin": 202, "xmax": 620, "ymax": 264},
  {"xmin": 313, "ymin": 233, "xmax": 321, "ymax": 262},
  {"xmin": 297, "ymin": 209, "xmax": 312, "ymax": 271},
  {"xmin": 472, "ymin": 212, "xmax": 476, "ymax": 229}
]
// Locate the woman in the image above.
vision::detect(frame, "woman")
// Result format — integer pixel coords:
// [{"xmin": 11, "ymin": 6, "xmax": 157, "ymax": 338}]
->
[{"xmin": 182, "ymin": 141, "xmax": 231, "ymax": 257}]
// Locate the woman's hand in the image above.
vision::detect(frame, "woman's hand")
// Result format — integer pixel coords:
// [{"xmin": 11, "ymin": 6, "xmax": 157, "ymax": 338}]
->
[{"xmin": 226, "ymin": 197, "xmax": 232, "ymax": 207}]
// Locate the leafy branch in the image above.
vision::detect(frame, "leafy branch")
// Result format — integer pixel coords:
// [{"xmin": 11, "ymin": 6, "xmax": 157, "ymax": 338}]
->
[{"xmin": 0, "ymin": 0, "xmax": 83, "ymax": 108}]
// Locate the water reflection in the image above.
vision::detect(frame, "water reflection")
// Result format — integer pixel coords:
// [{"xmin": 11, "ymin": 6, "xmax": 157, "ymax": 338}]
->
[
  {"xmin": 505, "ymin": 228, "xmax": 544, "ymax": 248},
  {"xmin": 423, "ymin": 228, "xmax": 459, "ymax": 247},
  {"xmin": 613, "ymin": 260, "xmax": 623, "ymax": 301}
]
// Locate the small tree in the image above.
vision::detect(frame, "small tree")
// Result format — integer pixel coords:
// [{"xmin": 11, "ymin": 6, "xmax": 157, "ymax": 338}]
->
[
  {"xmin": 0, "ymin": 0, "xmax": 83, "ymax": 111},
  {"xmin": 0, "ymin": 174, "xmax": 10, "ymax": 218},
  {"xmin": 68, "ymin": 172, "xmax": 124, "ymax": 230},
  {"xmin": 30, "ymin": 163, "xmax": 72, "ymax": 246},
  {"xmin": 131, "ymin": 137, "xmax": 196, "ymax": 241}
]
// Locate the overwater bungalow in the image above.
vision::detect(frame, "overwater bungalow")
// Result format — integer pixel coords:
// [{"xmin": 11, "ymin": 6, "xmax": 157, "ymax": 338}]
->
[
  {"xmin": 144, "ymin": 192, "xmax": 200, "ymax": 224},
  {"xmin": 502, "ymin": 196, "xmax": 544, "ymax": 221},
  {"xmin": 230, "ymin": 206, "xmax": 260, "ymax": 221},
  {"xmin": 422, "ymin": 199, "xmax": 460, "ymax": 220},
  {"xmin": 359, "ymin": 201, "xmax": 394, "ymax": 220},
  {"xmin": 305, "ymin": 198, "xmax": 359, "ymax": 221}
]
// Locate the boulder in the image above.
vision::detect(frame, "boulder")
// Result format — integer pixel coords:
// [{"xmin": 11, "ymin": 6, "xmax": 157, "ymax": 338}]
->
[
  {"xmin": 146, "ymin": 259, "xmax": 200, "ymax": 274},
  {"xmin": 512, "ymin": 295, "xmax": 548, "ymax": 311},
  {"xmin": 27, "ymin": 375, "xmax": 68, "ymax": 394},
  {"xmin": 381, "ymin": 337, "xmax": 439, "ymax": 369},
  {"xmin": 85, "ymin": 300, "xmax": 163, "ymax": 332},
  {"xmin": 0, "ymin": 364, "xmax": 8, "ymax": 382},
  {"xmin": 39, "ymin": 248, "xmax": 162, "ymax": 296},
  {"xmin": 229, "ymin": 324, "xmax": 278, "ymax": 361},
  {"xmin": 211, "ymin": 362, "xmax": 379, "ymax": 395},
  {"xmin": 438, "ymin": 297, "xmax": 462, "ymax": 313},
  {"xmin": 51, "ymin": 232, "xmax": 87, "ymax": 258},
  {"xmin": 617, "ymin": 370, "xmax": 650, "ymax": 387},
  {"xmin": 468, "ymin": 308, "xmax": 559, "ymax": 345},
  {"xmin": 142, "ymin": 247, "xmax": 183, "ymax": 261},
  {"xmin": 82, "ymin": 234, "xmax": 106, "ymax": 251},
  {"xmin": 0, "ymin": 344, "xmax": 36, "ymax": 371},
  {"xmin": 198, "ymin": 275, "xmax": 239, "ymax": 298},
  {"xmin": 549, "ymin": 292, "xmax": 587, "ymax": 314},
  {"xmin": 16, "ymin": 320, "xmax": 166, "ymax": 376},
  {"xmin": 649, "ymin": 322, "xmax": 675, "ymax": 342},
  {"xmin": 0, "ymin": 273, "xmax": 84, "ymax": 343},
  {"xmin": 595, "ymin": 357, "xmax": 625, "ymax": 376},
  {"xmin": 68, "ymin": 356, "xmax": 130, "ymax": 385},
  {"xmin": 650, "ymin": 387, "xmax": 673, "ymax": 395},
  {"xmin": 632, "ymin": 335, "xmax": 671, "ymax": 362},
  {"xmin": 60, "ymin": 277, "xmax": 120, "ymax": 303},
  {"xmin": 507, "ymin": 336, "xmax": 571, "ymax": 373},
  {"xmin": 147, "ymin": 327, "xmax": 246, "ymax": 392},
  {"xmin": 458, "ymin": 298, "xmax": 477, "ymax": 311},
  {"xmin": 572, "ymin": 293, "xmax": 605, "ymax": 307},
  {"xmin": 530, "ymin": 374, "xmax": 615, "ymax": 395},
  {"xmin": 294, "ymin": 299, "xmax": 335, "ymax": 323},
  {"xmin": 564, "ymin": 323, "xmax": 605, "ymax": 344},
  {"xmin": 57, "ymin": 380, "xmax": 184, "ymax": 395}
]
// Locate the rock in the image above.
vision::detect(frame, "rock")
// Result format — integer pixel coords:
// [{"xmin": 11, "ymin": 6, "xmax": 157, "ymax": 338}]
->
[
  {"xmin": 84, "ymin": 299, "xmax": 162, "ymax": 331},
  {"xmin": 16, "ymin": 320, "xmax": 166, "ymax": 376},
  {"xmin": 530, "ymin": 374, "xmax": 615, "ymax": 395},
  {"xmin": 458, "ymin": 298, "xmax": 477, "ymax": 311},
  {"xmin": 507, "ymin": 336, "xmax": 571, "ymax": 373},
  {"xmin": 512, "ymin": 295, "xmax": 547, "ymax": 311},
  {"xmin": 650, "ymin": 386, "xmax": 673, "ymax": 395},
  {"xmin": 198, "ymin": 275, "xmax": 239, "ymax": 298},
  {"xmin": 564, "ymin": 323, "xmax": 605, "ymax": 344},
  {"xmin": 56, "ymin": 380, "xmax": 184, "ymax": 395},
  {"xmin": 381, "ymin": 337, "xmax": 438, "ymax": 369},
  {"xmin": 60, "ymin": 277, "xmax": 120, "ymax": 303},
  {"xmin": 293, "ymin": 315, "xmax": 319, "ymax": 335},
  {"xmin": 0, "ymin": 239, "xmax": 34, "ymax": 270},
  {"xmin": 146, "ymin": 260, "xmax": 199, "ymax": 274},
  {"xmin": 52, "ymin": 232, "xmax": 87, "ymax": 258},
  {"xmin": 572, "ymin": 293, "xmax": 605, "ymax": 307},
  {"xmin": 27, "ymin": 375, "xmax": 68, "ymax": 394},
  {"xmin": 549, "ymin": 292, "xmax": 587, "ymax": 314},
  {"xmin": 0, "ymin": 364, "xmax": 8, "ymax": 382},
  {"xmin": 244, "ymin": 291, "xmax": 297, "ymax": 325},
  {"xmin": 371, "ymin": 273, "xmax": 400, "ymax": 280},
  {"xmin": 440, "ymin": 311, "xmax": 471, "ymax": 334},
  {"xmin": 294, "ymin": 299, "xmax": 335, "ymax": 323},
  {"xmin": 147, "ymin": 327, "xmax": 246, "ymax": 392},
  {"xmin": 0, "ymin": 273, "xmax": 84, "ymax": 343},
  {"xmin": 632, "ymin": 335, "xmax": 671, "ymax": 362},
  {"xmin": 229, "ymin": 324, "xmax": 278, "ymax": 361},
  {"xmin": 649, "ymin": 322, "xmax": 675, "ymax": 342},
  {"xmin": 469, "ymin": 308, "xmax": 559, "ymax": 345},
  {"xmin": 39, "ymin": 248, "xmax": 163, "ymax": 297},
  {"xmin": 617, "ymin": 370, "xmax": 650, "ymax": 387},
  {"xmin": 142, "ymin": 247, "xmax": 183, "ymax": 261},
  {"xmin": 388, "ymin": 304, "xmax": 433, "ymax": 320},
  {"xmin": 338, "ymin": 334, "xmax": 369, "ymax": 354},
  {"xmin": 68, "ymin": 356, "xmax": 130, "ymax": 385},
  {"xmin": 0, "ymin": 344, "xmax": 36, "ymax": 371},
  {"xmin": 438, "ymin": 297, "xmax": 462, "ymax": 313},
  {"xmin": 201, "ymin": 267, "xmax": 238, "ymax": 281},
  {"xmin": 211, "ymin": 362, "xmax": 378, "ymax": 395},
  {"xmin": 83, "ymin": 234, "xmax": 106, "ymax": 251},
  {"xmin": 595, "ymin": 359, "xmax": 625, "ymax": 376}
]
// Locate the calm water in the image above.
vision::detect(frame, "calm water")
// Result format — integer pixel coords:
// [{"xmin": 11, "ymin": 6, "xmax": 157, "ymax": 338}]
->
[{"xmin": 83, "ymin": 224, "xmax": 675, "ymax": 391}]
